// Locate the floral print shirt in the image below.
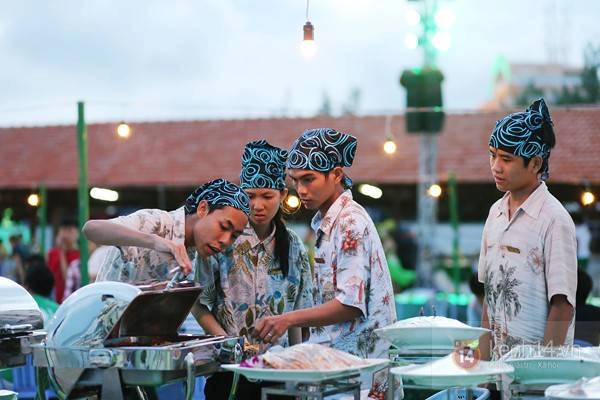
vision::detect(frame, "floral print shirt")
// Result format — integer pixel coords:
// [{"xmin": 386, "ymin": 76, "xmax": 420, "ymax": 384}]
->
[
  {"xmin": 478, "ymin": 182, "xmax": 577, "ymax": 359},
  {"xmin": 95, "ymin": 207, "xmax": 195, "ymax": 284},
  {"xmin": 195, "ymin": 223, "xmax": 314, "ymax": 347},
  {"xmin": 310, "ymin": 190, "xmax": 396, "ymax": 359}
]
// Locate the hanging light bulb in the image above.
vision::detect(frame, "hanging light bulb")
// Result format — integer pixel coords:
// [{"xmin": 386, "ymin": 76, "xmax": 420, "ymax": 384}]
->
[
  {"xmin": 300, "ymin": 0, "xmax": 317, "ymax": 59},
  {"xmin": 383, "ymin": 136, "xmax": 397, "ymax": 155},
  {"xmin": 427, "ymin": 184, "xmax": 442, "ymax": 198},
  {"xmin": 581, "ymin": 190, "xmax": 596, "ymax": 207},
  {"xmin": 301, "ymin": 21, "xmax": 317, "ymax": 59},
  {"xmin": 27, "ymin": 193, "xmax": 40, "ymax": 207},
  {"xmin": 117, "ymin": 121, "xmax": 132, "ymax": 139}
]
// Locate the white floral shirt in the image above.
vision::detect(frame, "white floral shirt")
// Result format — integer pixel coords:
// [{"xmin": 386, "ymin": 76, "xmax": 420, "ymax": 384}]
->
[
  {"xmin": 95, "ymin": 207, "xmax": 195, "ymax": 284},
  {"xmin": 195, "ymin": 223, "xmax": 314, "ymax": 347},
  {"xmin": 478, "ymin": 182, "xmax": 577, "ymax": 359},
  {"xmin": 311, "ymin": 190, "xmax": 396, "ymax": 359}
]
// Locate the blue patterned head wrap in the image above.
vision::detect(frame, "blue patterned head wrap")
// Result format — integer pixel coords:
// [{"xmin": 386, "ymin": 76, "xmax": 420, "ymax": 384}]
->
[
  {"xmin": 287, "ymin": 128, "xmax": 357, "ymax": 188},
  {"xmin": 240, "ymin": 140, "xmax": 288, "ymax": 190},
  {"xmin": 184, "ymin": 178, "xmax": 250, "ymax": 216},
  {"xmin": 489, "ymin": 98, "xmax": 555, "ymax": 180}
]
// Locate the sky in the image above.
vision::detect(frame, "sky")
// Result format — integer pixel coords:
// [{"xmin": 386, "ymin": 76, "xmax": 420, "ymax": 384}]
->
[{"xmin": 0, "ymin": 0, "xmax": 599, "ymax": 127}]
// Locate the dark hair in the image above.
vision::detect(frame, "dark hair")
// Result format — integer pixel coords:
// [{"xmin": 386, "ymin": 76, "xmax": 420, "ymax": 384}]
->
[
  {"xmin": 522, "ymin": 119, "xmax": 556, "ymax": 177},
  {"xmin": 577, "ymin": 268, "xmax": 593, "ymax": 305},
  {"xmin": 25, "ymin": 262, "xmax": 55, "ymax": 297},
  {"xmin": 60, "ymin": 218, "xmax": 79, "ymax": 228},
  {"xmin": 469, "ymin": 273, "xmax": 485, "ymax": 297},
  {"xmin": 273, "ymin": 209, "xmax": 290, "ymax": 277}
]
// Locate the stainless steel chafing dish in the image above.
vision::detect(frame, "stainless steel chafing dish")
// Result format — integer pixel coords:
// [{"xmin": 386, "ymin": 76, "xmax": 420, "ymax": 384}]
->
[
  {"xmin": 32, "ymin": 280, "xmax": 243, "ymax": 400},
  {"xmin": 0, "ymin": 276, "xmax": 46, "ymax": 369}
]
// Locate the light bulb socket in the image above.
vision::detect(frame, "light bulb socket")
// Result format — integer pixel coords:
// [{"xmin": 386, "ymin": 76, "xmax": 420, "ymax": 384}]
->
[{"xmin": 303, "ymin": 21, "xmax": 314, "ymax": 41}]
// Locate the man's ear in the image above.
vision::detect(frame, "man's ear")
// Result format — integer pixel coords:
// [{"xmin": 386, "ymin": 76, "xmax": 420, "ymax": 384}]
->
[
  {"xmin": 532, "ymin": 156, "xmax": 543, "ymax": 175},
  {"xmin": 332, "ymin": 167, "xmax": 344, "ymax": 184},
  {"xmin": 280, "ymin": 188, "xmax": 289, "ymax": 203},
  {"xmin": 196, "ymin": 200, "xmax": 209, "ymax": 219}
]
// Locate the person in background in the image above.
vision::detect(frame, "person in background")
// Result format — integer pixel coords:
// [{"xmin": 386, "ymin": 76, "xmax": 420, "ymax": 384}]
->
[
  {"xmin": 47, "ymin": 219, "xmax": 80, "ymax": 303},
  {"xmin": 467, "ymin": 272, "xmax": 485, "ymax": 327},
  {"xmin": 478, "ymin": 99, "xmax": 577, "ymax": 362},
  {"xmin": 23, "ymin": 255, "xmax": 59, "ymax": 326},
  {"xmin": 575, "ymin": 268, "xmax": 600, "ymax": 346}
]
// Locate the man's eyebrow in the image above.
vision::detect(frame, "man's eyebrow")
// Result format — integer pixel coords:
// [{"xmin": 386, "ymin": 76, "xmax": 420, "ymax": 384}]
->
[{"xmin": 292, "ymin": 172, "xmax": 314, "ymax": 180}]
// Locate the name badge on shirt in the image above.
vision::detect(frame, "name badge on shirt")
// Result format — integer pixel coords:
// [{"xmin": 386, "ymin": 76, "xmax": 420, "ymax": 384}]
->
[
  {"xmin": 314, "ymin": 257, "xmax": 325, "ymax": 264},
  {"xmin": 505, "ymin": 245, "xmax": 521, "ymax": 254}
]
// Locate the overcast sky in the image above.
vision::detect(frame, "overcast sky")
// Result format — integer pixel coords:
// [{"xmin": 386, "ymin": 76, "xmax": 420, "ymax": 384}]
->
[{"xmin": 0, "ymin": 0, "xmax": 599, "ymax": 127}]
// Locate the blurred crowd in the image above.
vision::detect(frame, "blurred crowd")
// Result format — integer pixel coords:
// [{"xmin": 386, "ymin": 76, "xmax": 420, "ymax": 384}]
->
[{"xmin": 0, "ymin": 218, "xmax": 108, "ymax": 327}]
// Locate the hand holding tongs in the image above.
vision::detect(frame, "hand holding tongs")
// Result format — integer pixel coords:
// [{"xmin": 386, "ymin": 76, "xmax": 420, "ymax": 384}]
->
[{"xmin": 166, "ymin": 266, "xmax": 186, "ymax": 289}]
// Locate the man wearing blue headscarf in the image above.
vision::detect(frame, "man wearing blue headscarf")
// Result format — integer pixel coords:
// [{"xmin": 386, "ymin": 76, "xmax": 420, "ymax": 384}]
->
[
  {"xmin": 255, "ymin": 128, "xmax": 396, "ymax": 398},
  {"xmin": 84, "ymin": 178, "xmax": 250, "ymax": 284},
  {"xmin": 478, "ymin": 99, "xmax": 577, "ymax": 362}
]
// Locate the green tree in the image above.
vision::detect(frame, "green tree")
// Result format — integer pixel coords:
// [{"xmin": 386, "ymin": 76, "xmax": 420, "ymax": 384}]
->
[{"xmin": 556, "ymin": 43, "xmax": 600, "ymax": 105}]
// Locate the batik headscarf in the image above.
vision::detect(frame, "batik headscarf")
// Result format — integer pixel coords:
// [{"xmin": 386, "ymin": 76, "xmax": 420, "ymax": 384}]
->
[
  {"xmin": 240, "ymin": 140, "xmax": 288, "ymax": 190},
  {"xmin": 489, "ymin": 98, "xmax": 555, "ymax": 180},
  {"xmin": 287, "ymin": 128, "xmax": 358, "ymax": 188},
  {"xmin": 184, "ymin": 178, "xmax": 250, "ymax": 216}
]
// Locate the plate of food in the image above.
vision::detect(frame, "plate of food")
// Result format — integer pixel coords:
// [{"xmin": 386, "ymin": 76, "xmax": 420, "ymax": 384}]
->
[
  {"xmin": 375, "ymin": 316, "xmax": 489, "ymax": 351},
  {"xmin": 222, "ymin": 343, "xmax": 390, "ymax": 383}
]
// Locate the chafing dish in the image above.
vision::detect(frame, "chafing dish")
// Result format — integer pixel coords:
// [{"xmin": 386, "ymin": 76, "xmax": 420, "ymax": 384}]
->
[
  {"xmin": 32, "ymin": 280, "xmax": 243, "ymax": 400},
  {"xmin": 0, "ymin": 277, "xmax": 45, "ymax": 369}
]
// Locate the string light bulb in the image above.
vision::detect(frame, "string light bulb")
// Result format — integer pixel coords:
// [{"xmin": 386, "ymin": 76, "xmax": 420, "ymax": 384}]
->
[
  {"xmin": 383, "ymin": 136, "xmax": 397, "ymax": 155},
  {"xmin": 581, "ymin": 190, "xmax": 595, "ymax": 207},
  {"xmin": 117, "ymin": 121, "xmax": 132, "ymax": 139},
  {"xmin": 27, "ymin": 193, "xmax": 40, "ymax": 207},
  {"xmin": 427, "ymin": 184, "xmax": 442, "ymax": 198}
]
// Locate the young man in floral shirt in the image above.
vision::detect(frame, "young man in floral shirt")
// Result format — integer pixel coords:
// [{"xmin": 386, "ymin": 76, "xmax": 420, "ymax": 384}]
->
[
  {"xmin": 84, "ymin": 179, "xmax": 250, "ymax": 284},
  {"xmin": 255, "ymin": 128, "xmax": 396, "ymax": 363},
  {"xmin": 478, "ymin": 99, "xmax": 577, "ymax": 361}
]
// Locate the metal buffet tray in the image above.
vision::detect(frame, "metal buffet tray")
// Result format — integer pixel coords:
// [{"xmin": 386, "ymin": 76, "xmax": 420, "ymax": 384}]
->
[
  {"xmin": 32, "ymin": 281, "xmax": 243, "ymax": 400},
  {"xmin": 0, "ymin": 277, "xmax": 45, "ymax": 369}
]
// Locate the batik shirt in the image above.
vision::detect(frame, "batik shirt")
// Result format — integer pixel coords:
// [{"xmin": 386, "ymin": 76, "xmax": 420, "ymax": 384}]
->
[
  {"xmin": 196, "ymin": 224, "xmax": 314, "ymax": 347},
  {"xmin": 95, "ymin": 207, "xmax": 195, "ymax": 284},
  {"xmin": 478, "ymin": 182, "xmax": 577, "ymax": 359},
  {"xmin": 311, "ymin": 190, "xmax": 396, "ymax": 359}
]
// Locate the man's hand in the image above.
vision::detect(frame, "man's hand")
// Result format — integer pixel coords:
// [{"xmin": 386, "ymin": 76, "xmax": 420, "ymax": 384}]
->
[
  {"xmin": 255, "ymin": 314, "xmax": 292, "ymax": 344},
  {"xmin": 153, "ymin": 237, "xmax": 192, "ymax": 275}
]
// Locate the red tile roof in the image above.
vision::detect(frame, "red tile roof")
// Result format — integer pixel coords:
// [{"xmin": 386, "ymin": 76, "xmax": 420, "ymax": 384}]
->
[{"xmin": 1, "ymin": 107, "xmax": 599, "ymax": 189}]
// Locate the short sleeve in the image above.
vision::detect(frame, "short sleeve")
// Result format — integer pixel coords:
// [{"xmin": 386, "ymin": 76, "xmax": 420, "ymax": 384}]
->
[
  {"xmin": 334, "ymin": 215, "xmax": 371, "ymax": 317},
  {"xmin": 478, "ymin": 223, "xmax": 489, "ymax": 284},
  {"xmin": 109, "ymin": 208, "xmax": 172, "ymax": 237},
  {"xmin": 544, "ymin": 217, "xmax": 578, "ymax": 307}
]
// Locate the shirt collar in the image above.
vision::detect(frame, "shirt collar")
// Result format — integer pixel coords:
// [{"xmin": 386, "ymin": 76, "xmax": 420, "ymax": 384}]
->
[
  {"xmin": 495, "ymin": 181, "xmax": 548, "ymax": 220},
  {"xmin": 239, "ymin": 222, "xmax": 276, "ymax": 250},
  {"xmin": 311, "ymin": 190, "xmax": 353, "ymax": 236}
]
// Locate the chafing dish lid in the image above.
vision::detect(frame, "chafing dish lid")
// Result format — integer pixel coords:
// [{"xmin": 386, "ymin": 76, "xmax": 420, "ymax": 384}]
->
[
  {"xmin": 0, "ymin": 277, "xmax": 43, "ymax": 332},
  {"xmin": 106, "ymin": 283, "xmax": 201, "ymax": 339},
  {"xmin": 46, "ymin": 281, "xmax": 201, "ymax": 348}
]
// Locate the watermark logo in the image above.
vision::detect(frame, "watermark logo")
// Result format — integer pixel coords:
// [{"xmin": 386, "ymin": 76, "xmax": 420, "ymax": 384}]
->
[{"xmin": 452, "ymin": 342, "xmax": 481, "ymax": 369}]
